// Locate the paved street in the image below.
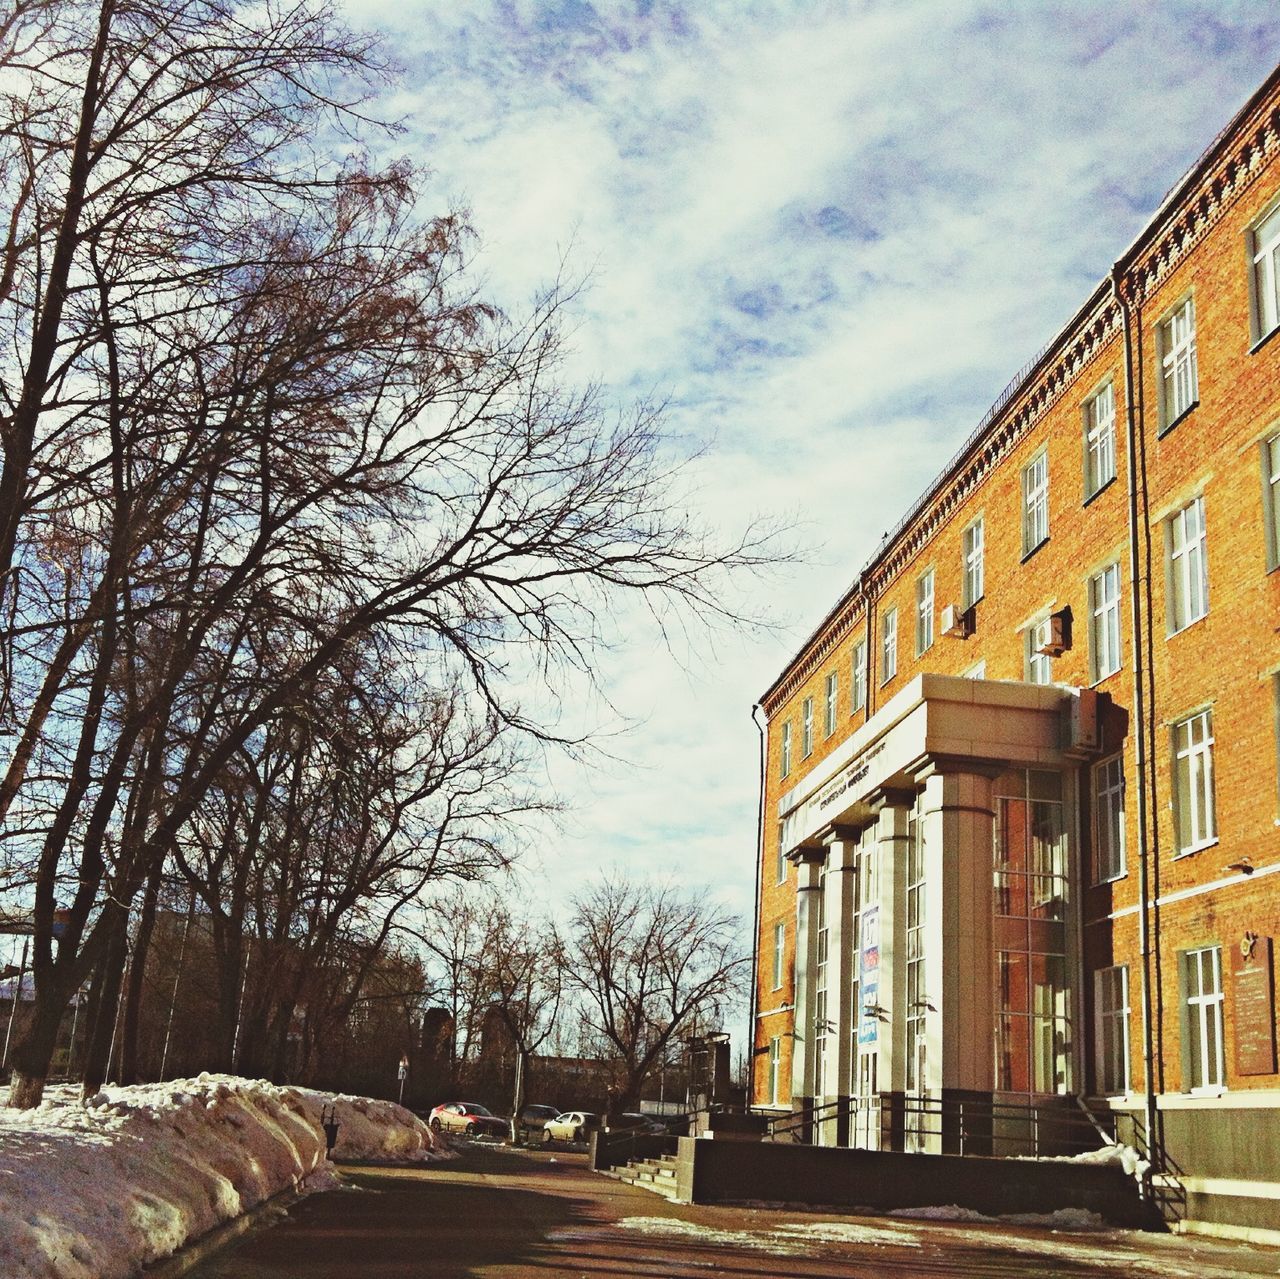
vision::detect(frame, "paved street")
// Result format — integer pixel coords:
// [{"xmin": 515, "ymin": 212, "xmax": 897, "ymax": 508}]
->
[{"xmin": 176, "ymin": 1146, "xmax": 1280, "ymax": 1279}]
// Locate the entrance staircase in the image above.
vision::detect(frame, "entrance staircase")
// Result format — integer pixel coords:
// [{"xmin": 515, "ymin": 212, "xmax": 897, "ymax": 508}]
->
[{"xmin": 607, "ymin": 1152, "xmax": 682, "ymax": 1201}]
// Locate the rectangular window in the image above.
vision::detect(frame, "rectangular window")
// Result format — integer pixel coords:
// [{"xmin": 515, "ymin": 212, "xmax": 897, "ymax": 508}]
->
[
  {"xmin": 1022, "ymin": 451, "xmax": 1049, "ymax": 554},
  {"xmin": 915, "ymin": 569, "xmax": 935, "ymax": 655},
  {"xmin": 880, "ymin": 607, "xmax": 897, "ymax": 684},
  {"xmin": 802, "ymin": 697, "xmax": 814, "ymax": 758},
  {"xmin": 775, "ymin": 824, "xmax": 787, "ymax": 884},
  {"xmin": 1172, "ymin": 709, "xmax": 1217, "ymax": 854},
  {"xmin": 851, "ymin": 639, "xmax": 867, "ymax": 714},
  {"xmin": 824, "ymin": 671, "xmax": 838, "ymax": 737},
  {"xmin": 1159, "ymin": 296, "xmax": 1198, "ymax": 426},
  {"xmin": 767, "ymin": 1035, "xmax": 782, "ymax": 1105},
  {"xmin": 1083, "ymin": 382, "xmax": 1116, "ymax": 498},
  {"xmin": 1253, "ymin": 199, "xmax": 1280, "ymax": 343},
  {"xmin": 1093, "ymin": 754, "xmax": 1125, "ymax": 882},
  {"xmin": 780, "ymin": 722, "xmax": 792, "ymax": 780},
  {"xmin": 1263, "ymin": 434, "xmax": 1280, "ymax": 572},
  {"xmin": 1024, "ymin": 615, "xmax": 1053, "ymax": 685},
  {"xmin": 963, "ymin": 516, "xmax": 985, "ymax": 607},
  {"xmin": 1182, "ymin": 946, "xmax": 1224, "ymax": 1091},
  {"xmin": 772, "ymin": 922, "xmax": 785, "ymax": 990},
  {"xmin": 1168, "ymin": 496, "xmax": 1208, "ymax": 633},
  {"xmin": 1089, "ymin": 562, "xmax": 1122, "ymax": 681},
  {"xmin": 1095, "ymin": 965, "xmax": 1130, "ymax": 1096},
  {"xmin": 963, "ymin": 660, "xmax": 986, "ymax": 679}
]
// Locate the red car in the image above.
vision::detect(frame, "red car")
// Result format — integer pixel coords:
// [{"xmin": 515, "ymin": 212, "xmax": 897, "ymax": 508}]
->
[{"xmin": 427, "ymin": 1101, "xmax": 508, "ymax": 1140}]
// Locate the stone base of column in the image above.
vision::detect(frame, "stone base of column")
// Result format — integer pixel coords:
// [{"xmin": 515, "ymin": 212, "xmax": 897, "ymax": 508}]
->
[
  {"xmin": 833, "ymin": 1094, "xmax": 851, "ymax": 1147},
  {"xmin": 790, "ymin": 1094, "xmax": 814, "ymax": 1144},
  {"xmin": 940, "ymin": 1088, "xmax": 993, "ymax": 1156}
]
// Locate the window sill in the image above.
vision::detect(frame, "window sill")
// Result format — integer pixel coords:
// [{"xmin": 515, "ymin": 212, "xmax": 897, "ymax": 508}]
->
[
  {"xmin": 1092, "ymin": 870, "xmax": 1128, "ymax": 887},
  {"xmin": 1089, "ymin": 664, "xmax": 1122, "ymax": 689},
  {"xmin": 1083, "ymin": 476, "xmax": 1117, "ymax": 508},
  {"xmin": 1250, "ymin": 324, "xmax": 1280, "ymax": 356},
  {"xmin": 1167, "ymin": 612, "xmax": 1208, "ymax": 640},
  {"xmin": 1020, "ymin": 536, "xmax": 1049, "ymax": 565},
  {"xmin": 1173, "ymin": 837, "xmax": 1219, "ymax": 860},
  {"xmin": 1157, "ymin": 399, "xmax": 1199, "ymax": 439}
]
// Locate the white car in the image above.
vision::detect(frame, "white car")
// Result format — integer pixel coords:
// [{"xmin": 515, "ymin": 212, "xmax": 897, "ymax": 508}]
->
[{"xmin": 542, "ymin": 1110, "xmax": 598, "ymax": 1143}]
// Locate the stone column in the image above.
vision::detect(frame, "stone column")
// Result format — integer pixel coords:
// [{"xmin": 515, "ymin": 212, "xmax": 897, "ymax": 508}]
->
[
  {"xmin": 822, "ymin": 825, "xmax": 860, "ymax": 1146},
  {"xmin": 918, "ymin": 765, "xmax": 997, "ymax": 1155},
  {"xmin": 789, "ymin": 847, "xmax": 825, "ymax": 1140},
  {"xmin": 871, "ymin": 790, "xmax": 914, "ymax": 1152}
]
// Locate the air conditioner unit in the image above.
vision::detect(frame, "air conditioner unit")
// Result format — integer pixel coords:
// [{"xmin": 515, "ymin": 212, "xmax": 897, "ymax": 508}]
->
[
  {"xmin": 1036, "ymin": 608, "xmax": 1072, "ymax": 657},
  {"xmin": 940, "ymin": 603, "xmax": 972, "ymax": 639},
  {"xmin": 1063, "ymin": 687, "xmax": 1100, "ymax": 758}
]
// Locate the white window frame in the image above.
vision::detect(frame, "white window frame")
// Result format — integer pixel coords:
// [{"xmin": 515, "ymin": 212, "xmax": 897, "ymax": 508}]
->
[
  {"xmin": 880, "ymin": 607, "xmax": 897, "ymax": 685},
  {"xmin": 1263, "ymin": 433, "xmax": 1280, "ymax": 573},
  {"xmin": 802, "ymin": 696, "xmax": 814, "ymax": 758},
  {"xmin": 1083, "ymin": 381, "xmax": 1116, "ymax": 499},
  {"xmin": 772, "ymin": 922, "xmax": 785, "ymax": 991},
  {"xmin": 915, "ymin": 568, "xmax": 935, "ymax": 656},
  {"xmin": 963, "ymin": 515, "xmax": 985, "ymax": 608},
  {"xmin": 963, "ymin": 660, "xmax": 986, "ymax": 679},
  {"xmin": 824, "ymin": 670, "xmax": 838, "ymax": 738},
  {"xmin": 1021, "ymin": 450, "xmax": 1049, "ymax": 554},
  {"xmin": 1172, "ymin": 709, "xmax": 1217, "ymax": 856},
  {"xmin": 1092, "ymin": 754, "xmax": 1126, "ymax": 883},
  {"xmin": 1183, "ymin": 946, "xmax": 1224, "ymax": 1093},
  {"xmin": 775, "ymin": 825, "xmax": 787, "ymax": 884},
  {"xmin": 1089, "ymin": 562, "xmax": 1122, "ymax": 682},
  {"xmin": 1167, "ymin": 495, "xmax": 1208, "ymax": 634},
  {"xmin": 1094, "ymin": 965, "xmax": 1130, "ymax": 1096},
  {"xmin": 767, "ymin": 1035, "xmax": 782, "ymax": 1106},
  {"xmin": 780, "ymin": 721, "xmax": 792, "ymax": 780},
  {"xmin": 1024, "ymin": 614, "xmax": 1053, "ymax": 685},
  {"xmin": 1251, "ymin": 196, "xmax": 1280, "ymax": 345},
  {"xmin": 851, "ymin": 639, "xmax": 867, "ymax": 714},
  {"xmin": 1159, "ymin": 295, "xmax": 1198, "ymax": 428}
]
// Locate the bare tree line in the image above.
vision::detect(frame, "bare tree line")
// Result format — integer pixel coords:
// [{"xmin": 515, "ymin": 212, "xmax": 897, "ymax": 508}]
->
[{"xmin": 0, "ymin": 0, "xmax": 772, "ymax": 1108}]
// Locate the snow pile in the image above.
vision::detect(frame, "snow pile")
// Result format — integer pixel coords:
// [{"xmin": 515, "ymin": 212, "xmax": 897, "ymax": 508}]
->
[
  {"xmin": 1020, "ymin": 1141, "xmax": 1151, "ymax": 1181},
  {"xmin": 889, "ymin": 1204, "xmax": 1108, "ymax": 1231},
  {"xmin": 0, "ymin": 1073, "xmax": 447, "ymax": 1279}
]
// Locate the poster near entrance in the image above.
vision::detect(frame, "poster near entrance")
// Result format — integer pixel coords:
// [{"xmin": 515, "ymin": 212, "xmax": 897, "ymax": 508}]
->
[{"xmin": 858, "ymin": 906, "xmax": 879, "ymax": 1045}]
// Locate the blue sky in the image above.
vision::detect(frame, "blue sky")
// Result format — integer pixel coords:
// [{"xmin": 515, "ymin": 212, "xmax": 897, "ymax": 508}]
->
[{"xmin": 334, "ymin": 0, "xmax": 1280, "ymax": 928}]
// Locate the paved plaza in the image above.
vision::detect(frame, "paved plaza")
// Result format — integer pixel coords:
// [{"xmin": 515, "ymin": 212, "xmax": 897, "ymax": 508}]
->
[{"xmin": 175, "ymin": 1146, "xmax": 1280, "ymax": 1278}]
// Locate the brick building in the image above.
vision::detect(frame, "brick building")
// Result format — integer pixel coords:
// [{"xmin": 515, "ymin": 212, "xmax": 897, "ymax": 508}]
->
[{"xmin": 752, "ymin": 64, "xmax": 1280, "ymax": 1239}]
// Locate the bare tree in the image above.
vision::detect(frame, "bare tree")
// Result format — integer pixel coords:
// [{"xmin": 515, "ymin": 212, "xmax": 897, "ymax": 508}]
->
[
  {"xmin": 0, "ymin": 0, "xmax": 777, "ymax": 1110},
  {"xmin": 561, "ymin": 877, "xmax": 748, "ymax": 1110}
]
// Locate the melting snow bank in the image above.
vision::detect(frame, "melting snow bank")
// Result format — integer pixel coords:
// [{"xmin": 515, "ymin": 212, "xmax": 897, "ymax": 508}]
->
[{"xmin": 0, "ymin": 1073, "xmax": 449, "ymax": 1279}]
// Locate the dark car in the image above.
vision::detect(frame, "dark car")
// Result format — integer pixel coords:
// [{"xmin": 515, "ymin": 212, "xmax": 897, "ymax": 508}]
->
[
  {"xmin": 514, "ymin": 1103, "xmax": 560, "ymax": 1142},
  {"xmin": 426, "ymin": 1101, "xmax": 508, "ymax": 1140},
  {"xmin": 607, "ymin": 1111, "xmax": 667, "ymax": 1135}
]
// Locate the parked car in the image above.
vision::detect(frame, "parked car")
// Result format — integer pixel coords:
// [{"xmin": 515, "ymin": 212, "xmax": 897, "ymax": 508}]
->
[
  {"xmin": 607, "ymin": 1112, "xmax": 668, "ymax": 1136},
  {"xmin": 514, "ymin": 1103, "xmax": 560, "ymax": 1142},
  {"xmin": 427, "ymin": 1102, "xmax": 508, "ymax": 1140},
  {"xmin": 542, "ymin": 1110, "xmax": 599, "ymax": 1143}
]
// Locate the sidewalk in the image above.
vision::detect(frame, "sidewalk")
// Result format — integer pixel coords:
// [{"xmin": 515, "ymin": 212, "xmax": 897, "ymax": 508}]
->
[{"xmin": 174, "ymin": 1145, "xmax": 1280, "ymax": 1278}]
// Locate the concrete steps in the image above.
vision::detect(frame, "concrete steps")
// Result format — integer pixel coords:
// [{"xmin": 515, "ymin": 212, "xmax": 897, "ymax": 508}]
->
[{"xmin": 610, "ymin": 1154, "xmax": 681, "ymax": 1201}]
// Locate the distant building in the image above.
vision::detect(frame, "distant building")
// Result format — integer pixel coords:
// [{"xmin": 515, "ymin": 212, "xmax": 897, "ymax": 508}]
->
[{"xmin": 753, "ymin": 64, "xmax": 1280, "ymax": 1242}]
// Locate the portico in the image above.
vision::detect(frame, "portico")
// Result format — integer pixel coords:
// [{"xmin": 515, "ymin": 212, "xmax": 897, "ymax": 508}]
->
[{"xmin": 777, "ymin": 674, "xmax": 1097, "ymax": 1153}]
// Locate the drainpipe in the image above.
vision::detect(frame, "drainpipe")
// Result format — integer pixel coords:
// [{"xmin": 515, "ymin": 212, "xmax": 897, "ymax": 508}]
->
[
  {"xmin": 1112, "ymin": 265, "xmax": 1159, "ymax": 1171},
  {"xmin": 749, "ymin": 703, "xmax": 766, "ymax": 1105}
]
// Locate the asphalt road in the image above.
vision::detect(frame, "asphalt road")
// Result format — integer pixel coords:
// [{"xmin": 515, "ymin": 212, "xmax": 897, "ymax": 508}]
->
[{"xmin": 176, "ymin": 1145, "xmax": 1280, "ymax": 1279}]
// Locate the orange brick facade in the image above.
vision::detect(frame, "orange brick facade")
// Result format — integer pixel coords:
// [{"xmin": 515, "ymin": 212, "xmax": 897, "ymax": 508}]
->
[{"xmin": 752, "ymin": 66, "xmax": 1280, "ymax": 1233}]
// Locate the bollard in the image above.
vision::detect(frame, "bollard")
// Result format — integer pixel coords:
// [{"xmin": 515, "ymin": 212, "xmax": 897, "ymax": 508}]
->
[{"xmin": 321, "ymin": 1103, "xmax": 340, "ymax": 1159}]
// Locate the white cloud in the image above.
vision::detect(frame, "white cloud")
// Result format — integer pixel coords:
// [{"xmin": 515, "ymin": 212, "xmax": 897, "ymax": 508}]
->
[{"xmin": 336, "ymin": 0, "xmax": 1280, "ymax": 944}]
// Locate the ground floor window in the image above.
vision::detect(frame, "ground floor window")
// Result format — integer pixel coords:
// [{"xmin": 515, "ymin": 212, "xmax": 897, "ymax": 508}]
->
[
  {"xmin": 1094, "ymin": 964, "xmax": 1130, "ymax": 1095},
  {"xmin": 767, "ymin": 1035, "xmax": 782, "ymax": 1105},
  {"xmin": 1182, "ymin": 945, "xmax": 1224, "ymax": 1091}
]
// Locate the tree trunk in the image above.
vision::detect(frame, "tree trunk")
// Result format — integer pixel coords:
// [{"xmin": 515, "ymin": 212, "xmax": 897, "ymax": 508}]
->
[
  {"xmin": 118, "ymin": 860, "xmax": 162, "ymax": 1084},
  {"xmin": 80, "ymin": 917, "xmax": 128, "ymax": 1099},
  {"xmin": 6, "ymin": 981, "xmax": 73, "ymax": 1107}
]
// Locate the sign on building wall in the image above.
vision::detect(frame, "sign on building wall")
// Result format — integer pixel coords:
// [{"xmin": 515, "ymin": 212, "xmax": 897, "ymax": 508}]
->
[
  {"xmin": 1233, "ymin": 934, "xmax": 1277, "ymax": 1077},
  {"xmin": 859, "ymin": 906, "xmax": 880, "ymax": 1045}
]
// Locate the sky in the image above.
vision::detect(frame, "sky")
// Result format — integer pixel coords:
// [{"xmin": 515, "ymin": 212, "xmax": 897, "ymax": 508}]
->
[{"xmin": 329, "ymin": 1, "xmax": 1280, "ymax": 935}]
